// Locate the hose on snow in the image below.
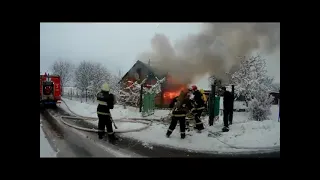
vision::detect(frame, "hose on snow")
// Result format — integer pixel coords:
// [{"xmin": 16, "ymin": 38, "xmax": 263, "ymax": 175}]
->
[{"xmin": 55, "ymin": 99, "xmax": 153, "ymax": 133}]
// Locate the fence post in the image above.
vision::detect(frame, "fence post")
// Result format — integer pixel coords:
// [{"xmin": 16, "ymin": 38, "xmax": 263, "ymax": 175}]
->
[
  {"xmin": 139, "ymin": 84, "xmax": 143, "ymax": 112},
  {"xmin": 278, "ymin": 99, "xmax": 280, "ymax": 122},
  {"xmin": 230, "ymin": 85, "xmax": 235, "ymax": 123},
  {"xmin": 209, "ymin": 83, "xmax": 216, "ymax": 126},
  {"xmin": 151, "ymin": 93, "xmax": 155, "ymax": 114},
  {"xmin": 86, "ymin": 89, "xmax": 88, "ymax": 102}
]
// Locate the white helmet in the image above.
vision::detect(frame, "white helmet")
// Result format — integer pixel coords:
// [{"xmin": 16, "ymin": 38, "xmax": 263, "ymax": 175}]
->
[{"xmin": 101, "ymin": 83, "xmax": 110, "ymax": 92}]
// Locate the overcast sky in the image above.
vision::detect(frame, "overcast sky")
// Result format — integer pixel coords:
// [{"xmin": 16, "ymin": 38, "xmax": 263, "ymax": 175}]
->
[{"xmin": 40, "ymin": 23, "xmax": 280, "ymax": 86}]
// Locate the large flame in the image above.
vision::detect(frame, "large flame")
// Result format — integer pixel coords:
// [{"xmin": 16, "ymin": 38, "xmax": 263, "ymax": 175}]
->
[
  {"xmin": 163, "ymin": 86, "xmax": 188, "ymax": 100},
  {"xmin": 163, "ymin": 91, "xmax": 180, "ymax": 99},
  {"xmin": 163, "ymin": 75, "xmax": 189, "ymax": 101}
]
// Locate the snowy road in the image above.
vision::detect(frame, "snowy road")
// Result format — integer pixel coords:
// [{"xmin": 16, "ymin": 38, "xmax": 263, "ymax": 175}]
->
[
  {"xmin": 40, "ymin": 119, "xmax": 57, "ymax": 157},
  {"xmin": 40, "ymin": 111, "xmax": 140, "ymax": 157}
]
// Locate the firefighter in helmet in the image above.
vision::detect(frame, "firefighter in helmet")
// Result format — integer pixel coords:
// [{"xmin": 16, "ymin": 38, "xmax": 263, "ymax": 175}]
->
[
  {"xmin": 169, "ymin": 96, "xmax": 178, "ymax": 108},
  {"xmin": 166, "ymin": 91, "xmax": 192, "ymax": 139},
  {"xmin": 190, "ymin": 85, "xmax": 205, "ymax": 131},
  {"xmin": 96, "ymin": 82, "xmax": 118, "ymax": 143}
]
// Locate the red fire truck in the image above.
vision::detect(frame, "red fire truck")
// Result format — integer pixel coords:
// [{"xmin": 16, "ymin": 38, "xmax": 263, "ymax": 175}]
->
[{"xmin": 40, "ymin": 73, "xmax": 61, "ymax": 107}]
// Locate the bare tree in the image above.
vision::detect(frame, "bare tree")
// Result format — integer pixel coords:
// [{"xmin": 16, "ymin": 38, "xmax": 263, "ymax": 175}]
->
[
  {"xmin": 90, "ymin": 63, "xmax": 111, "ymax": 100},
  {"xmin": 74, "ymin": 61, "xmax": 95, "ymax": 100},
  {"xmin": 74, "ymin": 61, "xmax": 112, "ymax": 102},
  {"xmin": 50, "ymin": 59, "xmax": 74, "ymax": 94}
]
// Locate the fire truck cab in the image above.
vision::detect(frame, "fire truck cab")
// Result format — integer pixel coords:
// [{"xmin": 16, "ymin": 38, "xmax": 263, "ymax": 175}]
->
[{"xmin": 40, "ymin": 73, "xmax": 61, "ymax": 108}]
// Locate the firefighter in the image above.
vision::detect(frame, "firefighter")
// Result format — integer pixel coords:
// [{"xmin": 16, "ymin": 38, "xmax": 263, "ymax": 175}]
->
[
  {"xmin": 169, "ymin": 96, "xmax": 178, "ymax": 108},
  {"xmin": 221, "ymin": 87, "xmax": 234, "ymax": 132},
  {"xmin": 166, "ymin": 91, "xmax": 192, "ymax": 139},
  {"xmin": 96, "ymin": 82, "xmax": 118, "ymax": 143},
  {"xmin": 190, "ymin": 85, "xmax": 205, "ymax": 131},
  {"xmin": 185, "ymin": 91, "xmax": 193, "ymax": 131},
  {"xmin": 199, "ymin": 89, "xmax": 207, "ymax": 104}
]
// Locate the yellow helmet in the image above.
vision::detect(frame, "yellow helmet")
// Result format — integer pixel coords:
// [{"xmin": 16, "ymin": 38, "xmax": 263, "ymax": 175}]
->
[
  {"xmin": 200, "ymin": 89, "xmax": 207, "ymax": 102},
  {"xmin": 101, "ymin": 83, "xmax": 110, "ymax": 92}
]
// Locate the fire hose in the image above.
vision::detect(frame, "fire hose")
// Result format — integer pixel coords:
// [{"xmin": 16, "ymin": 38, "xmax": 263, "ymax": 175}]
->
[{"xmin": 56, "ymin": 99, "xmax": 154, "ymax": 133}]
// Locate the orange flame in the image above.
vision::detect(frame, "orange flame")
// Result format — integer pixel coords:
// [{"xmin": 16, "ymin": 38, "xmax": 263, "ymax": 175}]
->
[{"xmin": 163, "ymin": 86, "xmax": 187, "ymax": 100}]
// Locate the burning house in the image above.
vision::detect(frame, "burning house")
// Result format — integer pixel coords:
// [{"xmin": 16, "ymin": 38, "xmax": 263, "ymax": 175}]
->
[{"xmin": 119, "ymin": 60, "xmax": 188, "ymax": 108}]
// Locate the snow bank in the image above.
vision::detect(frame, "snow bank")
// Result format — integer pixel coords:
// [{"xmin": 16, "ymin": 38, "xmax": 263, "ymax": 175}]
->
[
  {"xmin": 40, "ymin": 120, "xmax": 57, "ymax": 157},
  {"xmin": 60, "ymin": 98, "xmax": 280, "ymax": 153}
]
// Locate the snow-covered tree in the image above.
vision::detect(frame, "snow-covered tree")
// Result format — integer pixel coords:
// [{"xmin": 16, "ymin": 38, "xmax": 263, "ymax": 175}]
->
[
  {"xmin": 50, "ymin": 59, "xmax": 74, "ymax": 94},
  {"xmin": 231, "ymin": 56, "xmax": 273, "ymax": 99},
  {"xmin": 108, "ymin": 73, "xmax": 122, "ymax": 104},
  {"xmin": 271, "ymin": 82, "xmax": 280, "ymax": 92},
  {"xmin": 74, "ymin": 61, "xmax": 112, "ymax": 102},
  {"xmin": 230, "ymin": 55, "xmax": 274, "ymax": 121},
  {"xmin": 208, "ymin": 75, "xmax": 222, "ymax": 87},
  {"xmin": 90, "ymin": 63, "xmax": 111, "ymax": 100},
  {"xmin": 74, "ymin": 61, "xmax": 95, "ymax": 99},
  {"xmin": 248, "ymin": 92, "xmax": 274, "ymax": 121}
]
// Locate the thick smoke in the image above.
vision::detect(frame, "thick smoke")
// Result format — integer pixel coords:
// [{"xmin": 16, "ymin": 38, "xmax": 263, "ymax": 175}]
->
[{"xmin": 137, "ymin": 23, "xmax": 280, "ymax": 84}]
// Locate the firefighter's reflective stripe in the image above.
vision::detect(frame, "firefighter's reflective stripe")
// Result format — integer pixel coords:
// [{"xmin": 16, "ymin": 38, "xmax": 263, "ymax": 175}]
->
[
  {"xmin": 108, "ymin": 132, "xmax": 114, "ymax": 135},
  {"xmin": 191, "ymin": 106, "xmax": 205, "ymax": 112},
  {"xmin": 181, "ymin": 132, "xmax": 185, "ymax": 134},
  {"xmin": 168, "ymin": 129, "xmax": 173, "ymax": 132},
  {"xmin": 196, "ymin": 122, "xmax": 203, "ymax": 125},
  {"xmin": 97, "ymin": 100, "xmax": 108, "ymax": 106},
  {"xmin": 97, "ymin": 111, "xmax": 111, "ymax": 116},
  {"xmin": 172, "ymin": 114, "xmax": 186, "ymax": 117}
]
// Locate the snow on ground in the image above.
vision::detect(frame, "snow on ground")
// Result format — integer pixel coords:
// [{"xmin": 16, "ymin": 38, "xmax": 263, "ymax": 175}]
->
[
  {"xmin": 40, "ymin": 119, "xmax": 57, "ymax": 157},
  {"xmin": 60, "ymin": 97, "xmax": 280, "ymax": 153},
  {"xmin": 61, "ymin": 98, "xmax": 170, "ymax": 120}
]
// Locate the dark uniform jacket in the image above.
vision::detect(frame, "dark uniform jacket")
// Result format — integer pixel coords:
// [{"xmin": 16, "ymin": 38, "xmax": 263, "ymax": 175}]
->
[
  {"xmin": 172, "ymin": 97, "xmax": 192, "ymax": 116},
  {"xmin": 169, "ymin": 96, "xmax": 178, "ymax": 108},
  {"xmin": 223, "ymin": 91, "xmax": 234, "ymax": 111},
  {"xmin": 193, "ymin": 90, "xmax": 205, "ymax": 109},
  {"xmin": 96, "ymin": 91, "xmax": 115, "ymax": 115}
]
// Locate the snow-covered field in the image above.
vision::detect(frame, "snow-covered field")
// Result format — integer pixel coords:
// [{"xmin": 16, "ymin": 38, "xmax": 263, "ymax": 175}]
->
[
  {"xmin": 40, "ymin": 119, "xmax": 57, "ymax": 157},
  {"xmin": 59, "ymin": 98, "xmax": 280, "ymax": 153}
]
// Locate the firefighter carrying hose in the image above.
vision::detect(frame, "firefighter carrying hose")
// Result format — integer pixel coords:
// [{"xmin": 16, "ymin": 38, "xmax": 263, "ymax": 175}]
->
[
  {"xmin": 190, "ymin": 85, "xmax": 205, "ymax": 132},
  {"xmin": 96, "ymin": 82, "xmax": 118, "ymax": 143},
  {"xmin": 166, "ymin": 91, "xmax": 192, "ymax": 139}
]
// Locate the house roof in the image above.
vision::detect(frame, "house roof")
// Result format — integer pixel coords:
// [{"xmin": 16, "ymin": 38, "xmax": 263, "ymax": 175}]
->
[{"xmin": 120, "ymin": 60, "xmax": 167, "ymax": 82}]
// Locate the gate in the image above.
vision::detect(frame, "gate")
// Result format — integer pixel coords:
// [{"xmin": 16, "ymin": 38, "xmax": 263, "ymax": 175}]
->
[
  {"xmin": 142, "ymin": 92, "xmax": 156, "ymax": 117},
  {"xmin": 209, "ymin": 96, "xmax": 221, "ymax": 122},
  {"xmin": 213, "ymin": 96, "xmax": 220, "ymax": 119}
]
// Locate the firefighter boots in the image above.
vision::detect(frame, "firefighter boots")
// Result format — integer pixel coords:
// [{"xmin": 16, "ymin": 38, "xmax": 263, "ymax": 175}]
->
[{"xmin": 108, "ymin": 133, "xmax": 119, "ymax": 144}]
